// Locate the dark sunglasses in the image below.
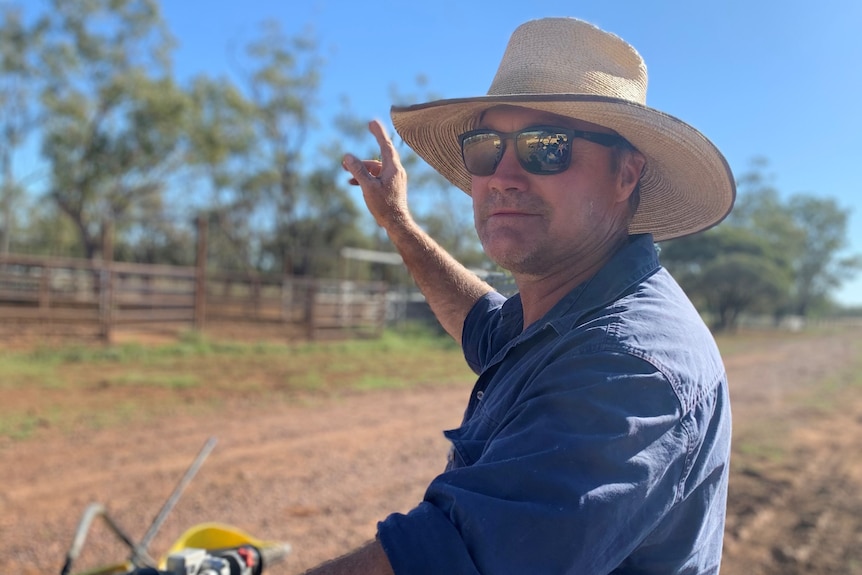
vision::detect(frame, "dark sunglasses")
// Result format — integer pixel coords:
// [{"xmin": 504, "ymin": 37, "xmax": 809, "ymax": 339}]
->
[{"xmin": 459, "ymin": 125, "xmax": 626, "ymax": 177}]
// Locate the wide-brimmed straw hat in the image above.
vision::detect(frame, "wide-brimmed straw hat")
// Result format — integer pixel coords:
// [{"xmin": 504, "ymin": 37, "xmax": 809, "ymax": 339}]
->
[{"xmin": 390, "ymin": 17, "xmax": 735, "ymax": 242}]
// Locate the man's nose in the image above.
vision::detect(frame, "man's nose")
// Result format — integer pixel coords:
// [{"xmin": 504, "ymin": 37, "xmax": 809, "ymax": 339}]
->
[
  {"xmin": 490, "ymin": 143, "xmax": 529, "ymax": 185},
  {"xmin": 488, "ymin": 146, "xmax": 529, "ymax": 192}
]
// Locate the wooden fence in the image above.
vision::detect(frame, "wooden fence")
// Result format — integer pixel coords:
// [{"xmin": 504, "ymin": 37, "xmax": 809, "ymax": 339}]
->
[{"xmin": 0, "ymin": 253, "xmax": 389, "ymax": 342}]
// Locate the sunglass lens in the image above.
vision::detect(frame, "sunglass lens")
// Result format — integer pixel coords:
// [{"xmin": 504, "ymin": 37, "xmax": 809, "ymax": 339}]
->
[
  {"xmin": 516, "ymin": 129, "xmax": 571, "ymax": 174},
  {"xmin": 462, "ymin": 132, "xmax": 503, "ymax": 176}
]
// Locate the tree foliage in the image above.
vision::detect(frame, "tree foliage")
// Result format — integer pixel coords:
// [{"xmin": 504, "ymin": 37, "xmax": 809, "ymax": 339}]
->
[
  {"xmin": 0, "ymin": 4, "xmax": 47, "ymax": 254},
  {"xmin": 661, "ymin": 225, "xmax": 792, "ymax": 331},
  {"xmin": 0, "ymin": 0, "xmax": 857, "ymax": 313},
  {"xmin": 785, "ymin": 195, "xmax": 862, "ymax": 315},
  {"xmin": 661, "ymin": 159, "xmax": 861, "ymax": 329},
  {"xmin": 727, "ymin": 159, "xmax": 862, "ymax": 316},
  {"xmin": 38, "ymin": 0, "xmax": 188, "ymax": 259}
]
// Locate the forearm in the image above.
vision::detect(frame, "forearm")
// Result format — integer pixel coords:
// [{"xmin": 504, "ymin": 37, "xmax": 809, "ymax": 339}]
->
[
  {"xmin": 302, "ymin": 539, "xmax": 394, "ymax": 575},
  {"xmin": 386, "ymin": 216, "xmax": 492, "ymax": 344}
]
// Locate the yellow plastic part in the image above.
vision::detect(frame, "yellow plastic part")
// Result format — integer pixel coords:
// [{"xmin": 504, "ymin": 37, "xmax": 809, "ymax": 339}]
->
[
  {"xmin": 165, "ymin": 522, "xmax": 267, "ymax": 553},
  {"xmin": 159, "ymin": 522, "xmax": 280, "ymax": 570},
  {"xmin": 74, "ymin": 563, "xmax": 133, "ymax": 575}
]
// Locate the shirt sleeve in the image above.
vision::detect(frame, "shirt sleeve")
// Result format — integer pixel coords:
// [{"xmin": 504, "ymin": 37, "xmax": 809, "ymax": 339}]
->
[
  {"xmin": 377, "ymin": 351, "xmax": 689, "ymax": 575},
  {"xmin": 461, "ymin": 291, "xmax": 508, "ymax": 375}
]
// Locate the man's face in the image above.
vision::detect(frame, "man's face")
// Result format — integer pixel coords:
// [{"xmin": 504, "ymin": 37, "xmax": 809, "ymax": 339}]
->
[{"xmin": 470, "ymin": 106, "xmax": 636, "ymax": 278}]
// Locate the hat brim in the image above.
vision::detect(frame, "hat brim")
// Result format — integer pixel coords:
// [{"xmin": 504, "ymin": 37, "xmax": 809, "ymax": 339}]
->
[{"xmin": 391, "ymin": 94, "xmax": 735, "ymax": 242}]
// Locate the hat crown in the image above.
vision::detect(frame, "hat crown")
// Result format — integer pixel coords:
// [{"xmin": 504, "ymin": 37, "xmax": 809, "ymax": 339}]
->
[{"xmin": 487, "ymin": 18, "xmax": 648, "ymax": 105}]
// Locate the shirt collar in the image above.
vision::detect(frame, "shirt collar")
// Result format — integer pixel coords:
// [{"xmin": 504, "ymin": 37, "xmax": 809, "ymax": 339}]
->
[{"xmin": 499, "ymin": 234, "xmax": 661, "ymax": 338}]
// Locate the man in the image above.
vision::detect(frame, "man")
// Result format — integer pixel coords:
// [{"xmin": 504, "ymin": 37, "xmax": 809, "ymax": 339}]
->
[{"xmin": 306, "ymin": 17, "xmax": 734, "ymax": 575}]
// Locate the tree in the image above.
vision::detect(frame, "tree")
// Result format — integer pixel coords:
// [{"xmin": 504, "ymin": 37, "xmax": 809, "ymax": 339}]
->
[
  {"xmin": 184, "ymin": 75, "xmax": 258, "ymax": 271},
  {"xmin": 0, "ymin": 5, "xmax": 47, "ymax": 254},
  {"xmin": 661, "ymin": 225, "xmax": 792, "ymax": 331},
  {"xmin": 262, "ymin": 167, "xmax": 370, "ymax": 277},
  {"xmin": 786, "ymin": 195, "xmax": 862, "ymax": 315},
  {"xmin": 235, "ymin": 21, "xmax": 321, "ymax": 272},
  {"xmin": 662, "ymin": 158, "xmax": 862, "ymax": 328},
  {"xmin": 691, "ymin": 252, "xmax": 789, "ymax": 332},
  {"xmin": 15, "ymin": 201, "xmax": 84, "ymax": 257},
  {"xmin": 215, "ymin": 22, "xmax": 374, "ymax": 277},
  {"xmin": 730, "ymin": 159, "xmax": 862, "ymax": 315},
  {"xmin": 38, "ymin": 0, "xmax": 189, "ymax": 259}
]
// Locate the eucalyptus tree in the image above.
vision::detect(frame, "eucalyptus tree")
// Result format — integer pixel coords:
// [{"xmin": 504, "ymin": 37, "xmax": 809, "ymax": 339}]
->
[
  {"xmin": 228, "ymin": 22, "xmax": 372, "ymax": 276},
  {"xmin": 661, "ymin": 158, "xmax": 862, "ymax": 329},
  {"xmin": 729, "ymin": 159, "xmax": 861, "ymax": 315},
  {"xmin": 0, "ymin": 5, "xmax": 47, "ymax": 255},
  {"xmin": 262, "ymin": 166, "xmax": 369, "ymax": 278},
  {"xmin": 38, "ymin": 0, "xmax": 188, "ymax": 259},
  {"xmin": 184, "ymin": 75, "xmax": 260, "ymax": 271},
  {"xmin": 661, "ymin": 226, "xmax": 792, "ymax": 331},
  {"xmin": 785, "ymin": 195, "xmax": 862, "ymax": 315}
]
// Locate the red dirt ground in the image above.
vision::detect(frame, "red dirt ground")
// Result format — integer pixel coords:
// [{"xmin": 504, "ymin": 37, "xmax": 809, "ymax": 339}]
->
[{"xmin": 1, "ymin": 327, "xmax": 861, "ymax": 574}]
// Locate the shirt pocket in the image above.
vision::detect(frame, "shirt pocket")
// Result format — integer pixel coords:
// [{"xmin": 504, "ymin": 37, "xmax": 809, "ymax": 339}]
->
[{"xmin": 443, "ymin": 408, "xmax": 499, "ymax": 470}]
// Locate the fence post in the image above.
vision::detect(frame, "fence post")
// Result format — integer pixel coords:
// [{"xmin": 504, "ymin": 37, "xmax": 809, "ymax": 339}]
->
[
  {"xmin": 99, "ymin": 220, "xmax": 114, "ymax": 343},
  {"xmin": 194, "ymin": 216, "xmax": 208, "ymax": 330},
  {"xmin": 376, "ymin": 282, "xmax": 388, "ymax": 337},
  {"xmin": 305, "ymin": 279, "xmax": 317, "ymax": 340},
  {"xmin": 253, "ymin": 276, "xmax": 261, "ymax": 319},
  {"xmin": 38, "ymin": 264, "xmax": 51, "ymax": 312}
]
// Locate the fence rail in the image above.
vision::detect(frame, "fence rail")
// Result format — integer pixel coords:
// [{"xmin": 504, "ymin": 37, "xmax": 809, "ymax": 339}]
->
[{"xmin": 0, "ymin": 253, "xmax": 389, "ymax": 342}]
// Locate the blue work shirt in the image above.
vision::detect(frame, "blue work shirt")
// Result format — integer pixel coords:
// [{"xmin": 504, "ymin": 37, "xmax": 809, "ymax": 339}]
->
[{"xmin": 377, "ymin": 234, "xmax": 731, "ymax": 574}]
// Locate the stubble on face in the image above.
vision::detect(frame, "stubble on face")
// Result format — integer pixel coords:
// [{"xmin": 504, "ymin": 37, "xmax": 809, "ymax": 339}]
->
[{"xmin": 473, "ymin": 188, "xmax": 558, "ymax": 275}]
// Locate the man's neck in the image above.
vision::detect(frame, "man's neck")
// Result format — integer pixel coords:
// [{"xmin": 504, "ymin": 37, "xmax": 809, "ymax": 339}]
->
[{"xmin": 514, "ymin": 235, "xmax": 629, "ymax": 328}]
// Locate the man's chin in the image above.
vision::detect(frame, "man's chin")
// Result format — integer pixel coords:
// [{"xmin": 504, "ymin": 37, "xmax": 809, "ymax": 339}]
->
[{"xmin": 484, "ymin": 248, "xmax": 545, "ymax": 277}]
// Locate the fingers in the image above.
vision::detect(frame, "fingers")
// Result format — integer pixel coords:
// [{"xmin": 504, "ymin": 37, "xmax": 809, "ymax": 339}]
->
[
  {"xmin": 341, "ymin": 119, "xmax": 399, "ymax": 187},
  {"xmin": 363, "ymin": 159, "xmax": 383, "ymax": 177},
  {"xmin": 342, "ymin": 156, "xmax": 382, "ymax": 186},
  {"xmin": 342, "ymin": 120, "xmax": 410, "ymax": 227},
  {"xmin": 368, "ymin": 120, "xmax": 400, "ymax": 169}
]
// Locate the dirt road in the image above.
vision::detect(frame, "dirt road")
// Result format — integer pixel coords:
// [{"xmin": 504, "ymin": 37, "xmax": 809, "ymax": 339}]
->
[{"xmin": 1, "ymin": 327, "xmax": 860, "ymax": 574}]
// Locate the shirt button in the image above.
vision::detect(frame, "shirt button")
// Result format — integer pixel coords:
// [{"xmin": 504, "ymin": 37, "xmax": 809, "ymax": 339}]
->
[{"xmin": 476, "ymin": 390, "xmax": 484, "ymax": 400}]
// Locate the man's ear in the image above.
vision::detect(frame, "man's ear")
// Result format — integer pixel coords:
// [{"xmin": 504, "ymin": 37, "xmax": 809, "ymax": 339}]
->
[{"xmin": 617, "ymin": 150, "xmax": 646, "ymax": 200}]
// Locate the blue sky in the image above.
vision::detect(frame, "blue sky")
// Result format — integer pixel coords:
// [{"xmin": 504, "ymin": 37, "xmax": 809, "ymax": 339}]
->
[{"xmin": 26, "ymin": 1, "xmax": 862, "ymax": 305}]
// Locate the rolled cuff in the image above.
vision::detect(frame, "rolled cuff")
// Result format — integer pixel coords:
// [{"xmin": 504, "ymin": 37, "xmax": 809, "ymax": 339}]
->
[{"xmin": 377, "ymin": 501, "xmax": 479, "ymax": 575}]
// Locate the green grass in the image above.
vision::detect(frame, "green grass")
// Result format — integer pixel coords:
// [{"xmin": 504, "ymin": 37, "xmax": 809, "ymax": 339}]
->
[
  {"xmin": 5, "ymin": 324, "xmax": 859, "ymax": 444},
  {"xmin": 107, "ymin": 372, "xmax": 201, "ymax": 389},
  {"xmin": 0, "ymin": 412, "xmax": 54, "ymax": 441},
  {"xmin": 0, "ymin": 325, "xmax": 474, "ymax": 441},
  {"xmin": 0, "ymin": 353, "xmax": 65, "ymax": 389}
]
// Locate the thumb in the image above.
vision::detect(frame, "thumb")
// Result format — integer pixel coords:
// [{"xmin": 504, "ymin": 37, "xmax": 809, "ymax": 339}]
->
[
  {"xmin": 342, "ymin": 154, "xmax": 383, "ymax": 186},
  {"xmin": 342, "ymin": 152, "xmax": 362, "ymax": 174},
  {"xmin": 342, "ymin": 153, "xmax": 369, "ymax": 186}
]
